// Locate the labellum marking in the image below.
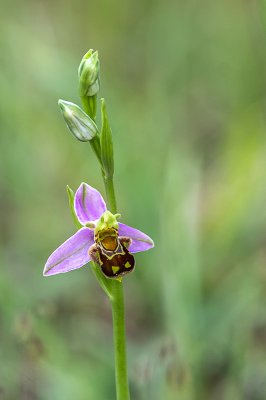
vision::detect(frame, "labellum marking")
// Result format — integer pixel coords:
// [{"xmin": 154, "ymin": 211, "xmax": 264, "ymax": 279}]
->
[{"xmin": 94, "ymin": 227, "xmax": 135, "ymax": 279}]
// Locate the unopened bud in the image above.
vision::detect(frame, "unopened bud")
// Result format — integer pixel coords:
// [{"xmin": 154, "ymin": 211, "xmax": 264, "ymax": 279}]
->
[
  {"xmin": 58, "ymin": 99, "xmax": 98, "ymax": 142},
  {"xmin": 78, "ymin": 50, "xmax": 100, "ymax": 97}
]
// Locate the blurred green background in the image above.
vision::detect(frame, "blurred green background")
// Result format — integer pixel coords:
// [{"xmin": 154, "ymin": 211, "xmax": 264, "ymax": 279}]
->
[{"xmin": 1, "ymin": 0, "xmax": 266, "ymax": 399}]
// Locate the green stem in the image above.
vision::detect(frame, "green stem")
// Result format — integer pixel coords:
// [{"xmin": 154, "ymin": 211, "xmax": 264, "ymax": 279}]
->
[
  {"xmin": 111, "ymin": 280, "xmax": 130, "ymax": 400},
  {"xmin": 81, "ymin": 94, "xmax": 103, "ymax": 167},
  {"xmin": 81, "ymin": 94, "xmax": 97, "ymax": 120},
  {"xmin": 90, "ymin": 135, "xmax": 103, "ymax": 167}
]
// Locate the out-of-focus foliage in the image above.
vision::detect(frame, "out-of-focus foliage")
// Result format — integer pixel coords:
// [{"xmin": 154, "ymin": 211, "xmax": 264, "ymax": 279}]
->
[{"xmin": 1, "ymin": 0, "xmax": 266, "ymax": 399}]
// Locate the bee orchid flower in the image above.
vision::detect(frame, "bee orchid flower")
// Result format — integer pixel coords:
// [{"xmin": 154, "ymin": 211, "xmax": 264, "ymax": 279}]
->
[{"xmin": 43, "ymin": 183, "xmax": 154, "ymax": 278}]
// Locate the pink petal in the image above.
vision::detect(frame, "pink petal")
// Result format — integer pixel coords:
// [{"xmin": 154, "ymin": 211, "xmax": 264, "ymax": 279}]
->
[
  {"xmin": 74, "ymin": 182, "xmax": 107, "ymax": 225},
  {"xmin": 43, "ymin": 227, "xmax": 94, "ymax": 276},
  {"xmin": 118, "ymin": 223, "xmax": 154, "ymax": 253}
]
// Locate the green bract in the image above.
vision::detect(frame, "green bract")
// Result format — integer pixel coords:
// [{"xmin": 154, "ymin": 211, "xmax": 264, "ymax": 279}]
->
[
  {"xmin": 100, "ymin": 99, "xmax": 114, "ymax": 179},
  {"xmin": 58, "ymin": 99, "xmax": 98, "ymax": 142}
]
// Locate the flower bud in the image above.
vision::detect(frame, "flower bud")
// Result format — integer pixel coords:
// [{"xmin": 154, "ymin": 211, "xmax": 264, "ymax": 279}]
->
[
  {"xmin": 78, "ymin": 50, "xmax": 100, "ymax": 97},
  {"xmin": 58, "ymin": 99, "xmax": 98, "ymax": 142}
]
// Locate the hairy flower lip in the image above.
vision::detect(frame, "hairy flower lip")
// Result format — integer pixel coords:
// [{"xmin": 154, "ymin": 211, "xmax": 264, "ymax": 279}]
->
[{"xmin": 43, "ymin": 183, "xmax": 154, "ymax": 276}]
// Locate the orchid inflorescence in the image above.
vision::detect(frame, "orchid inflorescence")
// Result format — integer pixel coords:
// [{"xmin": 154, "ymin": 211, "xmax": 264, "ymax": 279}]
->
[
  {"xmin": 44, "ymin": 50, "xmax": 154, "ymax": 283},
  {"xmin": 43, "ymin": 49, "xmax": 153, "ymax": 400}
]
